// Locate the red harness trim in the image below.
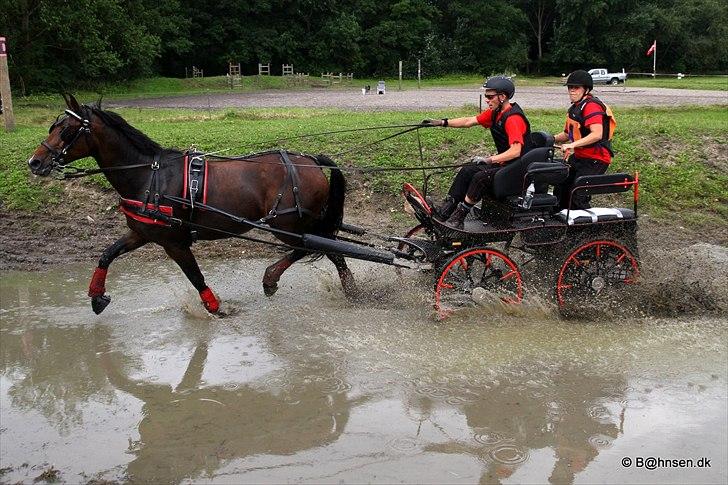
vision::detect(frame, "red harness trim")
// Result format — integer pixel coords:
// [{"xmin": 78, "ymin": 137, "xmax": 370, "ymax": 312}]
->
[
  {"xmin": 183, "ymin": 153, "xmax": 189, "ymax": 199},
  {"xmin": 203, "ymin": 159, "xmax": 209, "ymax": 204},
  {"xmin": 119, "ymin": 198, "xmax": 173, "ymax": 226}
]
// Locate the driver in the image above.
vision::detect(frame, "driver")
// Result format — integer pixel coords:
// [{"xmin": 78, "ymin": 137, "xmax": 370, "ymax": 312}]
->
[{"xmin": 422, "ymin": 76, "xmax": 531, "ymax": 230}]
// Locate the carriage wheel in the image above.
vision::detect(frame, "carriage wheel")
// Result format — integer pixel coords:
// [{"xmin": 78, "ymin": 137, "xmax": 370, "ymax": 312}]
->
[
  {"xmin": 435, "ymin": 248, "xmax": 523, "ymax": 318},
  {"xmin": 556, "ymin": 239, "xmax": 639, "ymax": 308}
]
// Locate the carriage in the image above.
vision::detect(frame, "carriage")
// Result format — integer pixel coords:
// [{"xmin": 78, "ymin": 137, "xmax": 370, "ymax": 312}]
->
[
  {"xmin": 332, "ymin": 133, "xmax": 640, "ymax": 317},
  {"xmin": 29, "ymin": 96, "xmax": 639, "ymax": 318}
]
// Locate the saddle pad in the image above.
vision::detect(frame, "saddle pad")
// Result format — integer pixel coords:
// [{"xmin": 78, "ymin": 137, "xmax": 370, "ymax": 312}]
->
[{"xmin": 557, "ymin": 207, "xmax": 635, "ymax": 225}]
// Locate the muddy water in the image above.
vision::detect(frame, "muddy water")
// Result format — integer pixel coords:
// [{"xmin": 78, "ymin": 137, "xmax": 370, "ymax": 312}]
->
[{"xmin": 1, "ymin": 258, "xmax": 726, "ymax": 484}]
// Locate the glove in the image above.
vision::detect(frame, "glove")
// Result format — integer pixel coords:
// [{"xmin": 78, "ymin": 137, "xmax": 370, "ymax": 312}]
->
[
  {"xmin": 421, "ymin": 119, "xmax": 444, "ymax": 127},
  {"xmin": 472, "ymin": 156, "xmax": 492, "ymax": 165}
]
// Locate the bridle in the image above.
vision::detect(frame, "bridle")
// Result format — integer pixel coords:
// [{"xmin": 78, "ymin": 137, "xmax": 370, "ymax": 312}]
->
[
  {"xmin": 40, "ymin": 107, "xmax": 152, "ymax": 178},
  {"xmin": 42, "ymin": 108, "xmax": 91, "ymax": 170}
]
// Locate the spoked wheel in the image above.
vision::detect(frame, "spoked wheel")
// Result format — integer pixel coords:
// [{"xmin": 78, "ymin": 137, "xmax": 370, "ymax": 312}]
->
[
  {"xmin": 435, "ymin": 248, "xmax": 523, "ymax": 319},
  {"xmin": 556, "ymin": 239, "xmax": 639, "ymax": 308}
]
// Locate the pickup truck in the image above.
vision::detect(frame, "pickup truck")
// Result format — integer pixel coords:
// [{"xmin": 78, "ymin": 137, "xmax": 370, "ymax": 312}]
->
[{"xmin": 588, "ymin": 68, "xmax": 627, "ymax": 85}]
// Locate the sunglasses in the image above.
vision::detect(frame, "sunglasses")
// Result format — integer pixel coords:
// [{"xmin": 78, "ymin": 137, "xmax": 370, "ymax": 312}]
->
[{"xmin": 484, "ymin": 93, "xmax": 499, "ymax": 100}]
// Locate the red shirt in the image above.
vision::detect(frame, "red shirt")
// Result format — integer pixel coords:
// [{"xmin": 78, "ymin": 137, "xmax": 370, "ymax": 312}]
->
[
  {"xmin": 564, "ymin": 99, "xmax": 612, "ymax": 163},
  {"xmin": 476, "ymin": 105, "xmax": 527, "ymax": 163}
]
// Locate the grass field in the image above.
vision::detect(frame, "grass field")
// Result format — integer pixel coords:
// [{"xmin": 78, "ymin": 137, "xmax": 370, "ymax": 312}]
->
[{"xmin": 2, "ymin": 104, "xmax": 726, "ymax": 227}]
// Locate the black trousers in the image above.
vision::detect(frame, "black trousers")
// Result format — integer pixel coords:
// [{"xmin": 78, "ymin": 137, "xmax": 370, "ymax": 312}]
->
[
  {"xmin": 557, "ymin": 156, "xmax": 609, "ymax": 209},
  {"xmin": 447, "ymin": 163, "xmax": 502, "ymax": 203}
]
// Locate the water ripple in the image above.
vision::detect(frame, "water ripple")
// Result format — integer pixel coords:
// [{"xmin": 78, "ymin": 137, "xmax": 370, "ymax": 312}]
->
[{"xmin": 487, "ymin": 444, "xmax": 529, "ymax": 465}]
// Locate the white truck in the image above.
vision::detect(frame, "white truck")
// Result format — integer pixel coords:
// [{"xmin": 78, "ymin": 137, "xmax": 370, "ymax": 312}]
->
[{"xmin": 588, "ymin": 68, "xmax": 627, "ymax": 85}]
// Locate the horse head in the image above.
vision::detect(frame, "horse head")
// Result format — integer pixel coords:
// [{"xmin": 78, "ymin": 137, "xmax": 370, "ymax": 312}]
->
[{"xmin": 28, "ymin": 94, "xmax": 96, "ymax": 176}]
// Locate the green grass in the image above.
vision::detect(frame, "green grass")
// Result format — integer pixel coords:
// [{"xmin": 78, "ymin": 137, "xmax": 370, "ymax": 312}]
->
[
  {"xmin": 3, "ymin": 105, "xmax": 727, "ymax": 227},
  {"xmin": 622, "ymin": 75, "xmax": 728, "ymax": 91}
]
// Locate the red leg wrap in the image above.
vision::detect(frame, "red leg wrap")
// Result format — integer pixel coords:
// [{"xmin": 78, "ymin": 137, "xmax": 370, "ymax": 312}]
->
[
  {"xmin": 200, "ymin": 287, "xmax": 220, "ymax": 313},
  {"xmin": 88, "ymin": 268, "xmax": 108, "ymax": 297}
]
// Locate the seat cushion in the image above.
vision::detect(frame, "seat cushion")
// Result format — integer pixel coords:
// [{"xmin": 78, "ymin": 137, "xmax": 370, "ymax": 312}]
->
[{"xmin": 556, "ymin": 207, "xmax": 636, "ymax": 225}]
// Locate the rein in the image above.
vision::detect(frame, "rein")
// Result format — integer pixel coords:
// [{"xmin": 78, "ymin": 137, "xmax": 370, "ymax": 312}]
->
[
  {"xmin": 49, "ymin": 112, "xmax": 465, "ymax": 180},
  {"xmin": 56, "ymin": 162, "xmax": 153, "ymax": 179}
]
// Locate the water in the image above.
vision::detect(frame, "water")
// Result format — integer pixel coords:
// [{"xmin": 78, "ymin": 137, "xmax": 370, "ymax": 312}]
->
[{"xmin": 1, "ymin": 258, "xmax": 726, "ymax": 483}]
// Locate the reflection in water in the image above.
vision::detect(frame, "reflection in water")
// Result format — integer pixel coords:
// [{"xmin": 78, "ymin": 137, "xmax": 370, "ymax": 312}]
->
[
  {"xmin": 1, "ymin": 260, "xmax": 726, "ymax": 483},
  {"xmin": 98, "ymin": 339, "xmax": 359, "ymax": 483}
]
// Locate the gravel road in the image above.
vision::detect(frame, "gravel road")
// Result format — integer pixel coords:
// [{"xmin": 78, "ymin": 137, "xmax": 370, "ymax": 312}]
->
[{"xmin": 109, "ymin": 85, "xmax": 727, "ymax": 111}]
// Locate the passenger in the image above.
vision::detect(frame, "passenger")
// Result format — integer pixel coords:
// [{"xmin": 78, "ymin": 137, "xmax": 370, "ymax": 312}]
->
[
  {"xmin": 554, "ymin": 70, "xmax": 613, "ymax": 209},
  {"xmin": 422, "ymin": 76, "xmax": 531, "ymax": 230}
]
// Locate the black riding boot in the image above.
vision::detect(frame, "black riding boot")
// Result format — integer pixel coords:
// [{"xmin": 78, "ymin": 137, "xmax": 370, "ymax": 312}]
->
[
  {"xmin": 444, "ymin": 202, "xmax": 470, "ymax": 230},
  {"xmin": 433, "ymin": 195, "xmax": 457, "ymax": 220}
]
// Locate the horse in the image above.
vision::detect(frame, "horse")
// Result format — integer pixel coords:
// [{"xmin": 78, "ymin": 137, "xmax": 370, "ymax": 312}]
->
[{"xmin": 27, "ymin": 94, "xmax": 355, "ymax": 315}]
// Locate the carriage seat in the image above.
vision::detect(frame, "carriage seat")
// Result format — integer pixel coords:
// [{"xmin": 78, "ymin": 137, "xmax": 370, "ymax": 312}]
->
[
  {"xmin": 492, "ymin": 147, "xmax": 555, "ymax": 200},
  {"xmin": 556, "ymin": 207, "xmax": 636, "ymax": 225}
]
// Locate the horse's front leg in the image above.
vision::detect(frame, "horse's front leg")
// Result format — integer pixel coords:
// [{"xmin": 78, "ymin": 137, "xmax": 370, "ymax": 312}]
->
[
  {"xmin": 89, "ymin": 230, "xmax": 148, "ymax": 314},
  {"xmin": 162, "ymin": 243, "xmax": 219, "ymax": 313},
  {"xmin": 327, "ymin": 254, "xmax": 358, "ymax": 299},
  {"xmin": 262, "ymin": 249, "xmax": 308, "ymax": 296}
]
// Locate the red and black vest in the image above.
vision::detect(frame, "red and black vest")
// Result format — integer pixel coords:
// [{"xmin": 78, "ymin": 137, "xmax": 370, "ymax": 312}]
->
[
  {"xmin": 490, "ymin": 102, "xmax": 532, "ymax": 156},
  {"xmin": 566, "ymin": 95, "xmax": 615, "ymax": 156}
]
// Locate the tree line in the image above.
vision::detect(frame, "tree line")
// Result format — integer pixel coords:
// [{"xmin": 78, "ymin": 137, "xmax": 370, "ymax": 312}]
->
[{"xmin": 3, "ymin": 0, "xmax": 726, "ymax": 94}]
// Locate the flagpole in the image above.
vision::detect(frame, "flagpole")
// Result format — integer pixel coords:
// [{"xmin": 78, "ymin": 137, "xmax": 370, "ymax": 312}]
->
[{"xmin": 652, "ymin": 40, "xmax": 656, "ymax": 78}]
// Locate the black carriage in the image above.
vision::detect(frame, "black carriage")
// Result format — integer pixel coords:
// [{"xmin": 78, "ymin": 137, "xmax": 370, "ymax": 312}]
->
[{"xmin": 331, "ymin": 133, "xmax": 640, "ymax": 318}]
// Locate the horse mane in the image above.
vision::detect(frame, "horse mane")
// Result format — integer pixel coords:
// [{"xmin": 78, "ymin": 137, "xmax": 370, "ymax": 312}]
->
[{"xmin": 86, "ymin": 104, "xmax": 164, "ymax": 156}]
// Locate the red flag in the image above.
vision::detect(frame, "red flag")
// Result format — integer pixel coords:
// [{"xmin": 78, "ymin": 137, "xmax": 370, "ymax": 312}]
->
[{"xmin": 646, "ymin": 40, "xmax": 656, "ymax": 56}]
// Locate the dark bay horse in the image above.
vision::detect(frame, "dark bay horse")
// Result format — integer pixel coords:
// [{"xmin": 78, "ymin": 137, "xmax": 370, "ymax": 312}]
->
[{"xmin": 28, "ymin": 95, "xmax": 355, "ymax": 314}]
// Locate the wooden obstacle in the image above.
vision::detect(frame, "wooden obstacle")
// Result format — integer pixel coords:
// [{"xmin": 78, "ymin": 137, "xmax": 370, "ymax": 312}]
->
[
  {"xmin": 228, "ymin": 62, "xmax": 242, "ymax": 88},
  {"xmin": 321, "ymin": 72, "xmax": 354, "ymax": 86},
  {"xmin": 282, "ymin": 64, "xmax": 294, "ymax": 76},
  {"xmin": 192, "ymin": 66, "xmax": 204, "ymax": 78},
  {"xmin": 258, "ymin": 63, "xmax": 270, "ymax": 76}
]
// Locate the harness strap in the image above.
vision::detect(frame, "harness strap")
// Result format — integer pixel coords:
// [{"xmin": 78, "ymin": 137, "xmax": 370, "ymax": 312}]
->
[
  {"xmin": 141, "ymin": 152, "xmax": 162, "ymax": 214},
  {"xmin": 280, "ymin": 150, "xmax": 304, "ymax": 218},
  {"xmin": 259, "ymin": 151, "xmax": 316, "ymax": 222}
]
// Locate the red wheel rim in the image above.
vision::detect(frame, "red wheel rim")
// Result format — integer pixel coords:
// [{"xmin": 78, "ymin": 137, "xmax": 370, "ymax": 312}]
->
[
  {"xmin": 435, "ymin": 249, "xmax": 523, "ymax": 318},
  {"xmin": 556, "ymin": 240, "xmax": 639, "ymax": 307}
]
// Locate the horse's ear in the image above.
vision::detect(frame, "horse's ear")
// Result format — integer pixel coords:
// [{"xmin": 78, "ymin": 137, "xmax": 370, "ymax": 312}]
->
[
  {"xmin": 96, "ymin": 94, "xmax": 103, "ymax": 110},
  {"xmin": 61, "ymin": 92, "xmax": 70, "ymax": 108},
  {"xmin": 68, "ymin": 94, "xmax": 81, "ymax": 113}
]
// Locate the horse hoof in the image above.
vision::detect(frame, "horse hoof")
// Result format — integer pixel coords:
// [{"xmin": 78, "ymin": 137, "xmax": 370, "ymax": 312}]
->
[
  {"xmin": 91, "ymin": 295, "xmax": 111, "ymax": 314},
  {"xmin": 263, "ymin": 283, "xmax": 278, "ymax": 297}
]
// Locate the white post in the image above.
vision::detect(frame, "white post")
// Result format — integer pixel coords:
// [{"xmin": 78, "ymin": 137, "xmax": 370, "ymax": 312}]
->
[
  {"xmin": 0, "ymin": 36, "xmax": 15, "ymax": 132},
  {"xmin": 398, "ymin": 60, "xmax": 402, "ymax": 90},
  {"xmin": 652, "ymin": 41, "xmax": 656, "ymax": 78},
  {"xmin": 417, "ymin": 59, "xmax": 421, "ymax": 89}
]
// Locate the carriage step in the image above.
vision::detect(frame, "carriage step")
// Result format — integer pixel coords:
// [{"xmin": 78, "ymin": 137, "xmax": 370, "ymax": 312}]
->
[{"xmin": 302, "ymin": 234, "xmax": 394, "ymax": 265}]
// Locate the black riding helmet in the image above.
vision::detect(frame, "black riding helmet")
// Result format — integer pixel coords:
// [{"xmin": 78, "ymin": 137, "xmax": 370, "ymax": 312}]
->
[
  {"xmin": 565, "ymin": 70, "xmax": 593, "ymax": 91},
  {"xmin": 483, "ymin": 76, "xmax": 515, "ymax": 99}
]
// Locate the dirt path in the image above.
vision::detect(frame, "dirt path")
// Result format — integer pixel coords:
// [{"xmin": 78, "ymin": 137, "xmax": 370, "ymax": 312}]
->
[{"xmin": 109, "ymin": 86, "xmax": 728, "ymax": 111}]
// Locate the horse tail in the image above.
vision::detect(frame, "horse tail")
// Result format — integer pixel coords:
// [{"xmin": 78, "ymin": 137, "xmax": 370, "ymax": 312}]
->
[{"xmin": 314, "ymin": 154, "xmax": 346, "ymax": 237}]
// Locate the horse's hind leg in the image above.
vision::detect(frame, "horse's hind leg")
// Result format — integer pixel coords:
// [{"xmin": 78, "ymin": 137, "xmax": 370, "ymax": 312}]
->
[
  {"xmin": 162, "ymin": 243, "xmax": 220, "ymax": 313},
  {"xmin": 263, "ymin": 249, "xmax": 308, "ymax": 296},
  {"xmin": 327, "ymin": 254, "xmax": 357, "ymax": 298},
  {"xmin": 89, "ymin": 230, "xmax": 148, "ymax": 314}
]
